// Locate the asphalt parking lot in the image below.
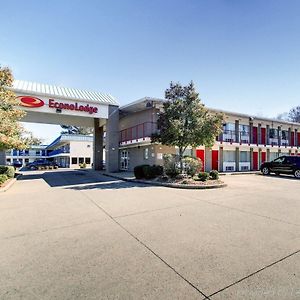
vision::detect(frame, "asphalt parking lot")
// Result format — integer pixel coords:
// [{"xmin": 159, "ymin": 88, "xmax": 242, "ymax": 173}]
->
[{"xmin": 0, "ymin": 170, "xmax": 299, "ymax": 299}]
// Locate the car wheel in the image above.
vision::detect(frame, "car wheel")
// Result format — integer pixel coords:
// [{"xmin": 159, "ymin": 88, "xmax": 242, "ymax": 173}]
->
[
  {"xmin": 294, "ymin": 169, "xmax": 300, "ymax": 178},
  {"xmin": 262, "ymin": 167, "xmax": 270, "ymax": 175}
]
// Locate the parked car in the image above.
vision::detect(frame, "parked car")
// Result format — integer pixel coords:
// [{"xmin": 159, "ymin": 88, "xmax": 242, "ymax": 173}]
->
[
  {"xmin": 12, "ymin": 160, "xmax": 23, "ymax": 169},
  {"xmin": 27, "ymin": 160, "xmax": 58, "ymax": 170},
  {"xmin": 260, "ymin": 155, "xmax": 300, "ymax": 178}
]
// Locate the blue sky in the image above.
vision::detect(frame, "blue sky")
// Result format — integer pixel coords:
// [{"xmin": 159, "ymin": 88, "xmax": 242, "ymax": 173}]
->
[{"xmin": 1, "ymin": 0, "xmax": 300, "ymax": 143}]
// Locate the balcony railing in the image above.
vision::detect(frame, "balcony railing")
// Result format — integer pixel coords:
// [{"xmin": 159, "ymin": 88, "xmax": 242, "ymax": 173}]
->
[
  {"xmin": 218, "ymin": 130, "xmax": 250, "ymax": 144},
  {"xmin": 120, "ymin": 122, "xmax": 157, "ymax": 143},
  {"xmin": 48, "ymin": 148, "xmax": 70, "ymax": 156}
]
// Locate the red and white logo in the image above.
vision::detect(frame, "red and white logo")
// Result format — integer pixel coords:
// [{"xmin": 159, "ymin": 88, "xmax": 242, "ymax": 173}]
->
[{"xmin": 17, "ymin": 96, "xmax": 44, "ymax": 108}]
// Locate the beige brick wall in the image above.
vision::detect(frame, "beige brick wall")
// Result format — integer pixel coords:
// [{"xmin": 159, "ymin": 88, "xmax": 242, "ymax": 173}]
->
[{"xmin": 122, "ymin": 144, "xmax": 176, "ymax": 171}]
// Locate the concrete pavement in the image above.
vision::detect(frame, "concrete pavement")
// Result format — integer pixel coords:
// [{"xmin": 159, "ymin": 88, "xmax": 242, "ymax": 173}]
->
[{"xmin": 0, "ymin": 169, "xmax": 299, "ymax": 299}]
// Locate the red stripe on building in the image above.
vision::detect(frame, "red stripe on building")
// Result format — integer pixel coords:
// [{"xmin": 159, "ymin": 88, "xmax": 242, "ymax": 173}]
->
[
  {"xmin": 212, "ymin": 150, "xmax": 219, "ymax": 171},
  {"xmin": 291, "ymin": 132, "xmax": 295, "ymax": 146},
  {"xmin": 253, "ymin": 151, "xmax": 258, "ymax": 170},
  {"xmin": 261, "ymin": 151, "xmax": 266, "ymax": 163},
  {"xmin": 253, "ymin": 127, "xmax": 258, "ymax": 144},
  {"xmin": 196, "ymin": 149, "xmax": 205, "ymax": 171}
]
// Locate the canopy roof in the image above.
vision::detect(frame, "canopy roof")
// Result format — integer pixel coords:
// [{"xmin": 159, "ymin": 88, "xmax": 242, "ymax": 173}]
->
[{"xmin": 11, "ymin": 80, "xmax": 119, "ymax": 106}]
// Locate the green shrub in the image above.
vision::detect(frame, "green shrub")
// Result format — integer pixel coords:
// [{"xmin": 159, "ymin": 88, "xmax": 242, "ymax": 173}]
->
[
  {"xmin": 0, "ymin": 174, "xmax": 8, "ymax": 185},
  {"xmin": 0, "ymin": 166, "xmax": 7, "ymax": 174},
  {"xmin": 142, "ymin": 165, "xmax": 157, "ymax": 179},
  {"xmin": 197, "ymin": 172, "xmax": 210, "ymax": 181},
  {"xmin": 182, "ymin": 157, "xmax": 202, "ymax": 177},
  {"xmin": 0, "ymin": 165, "xmax": 15, "ymax": 178},
  {"xmin": 163, "ymin": 154, "xmax": 180, "ymax": 178},
  {"xmin": 79, "ymin": 163, "xmax": 86, "ymax": 169},
  {"xmin": 152, "ymin": 165, "xmax": 164, "ymax": 176},
  {"xmin": 209, "ymin": 170, "xmax": 219, "ymax": 180},
  {"xmin": 134, "ymin": 164, "xmax": 149, "ymax": 179}
]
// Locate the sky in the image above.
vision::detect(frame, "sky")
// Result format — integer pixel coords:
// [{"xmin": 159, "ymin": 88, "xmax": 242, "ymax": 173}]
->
[{"xmin": 1, "ymin": 0, "xmax": 300, "ymax": 143}]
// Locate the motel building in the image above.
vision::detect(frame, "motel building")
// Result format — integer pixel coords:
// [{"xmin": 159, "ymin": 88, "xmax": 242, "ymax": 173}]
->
[
  {"xmin": 6, "ymin": 134, "xmax": 94, "ymax": 168},
  {"xmin": 119, "ymin": 98, "xmax": 300, "ymax": 172},
  {"xmin": 1, "ymin": 80, "xmax": 300, "ymax": 173}
]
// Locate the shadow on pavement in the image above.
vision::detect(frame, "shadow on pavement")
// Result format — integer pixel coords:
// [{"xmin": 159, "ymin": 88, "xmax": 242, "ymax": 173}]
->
[{"xmin": 17, "ymin": 170, "xmax": 148, "ymax": 190}]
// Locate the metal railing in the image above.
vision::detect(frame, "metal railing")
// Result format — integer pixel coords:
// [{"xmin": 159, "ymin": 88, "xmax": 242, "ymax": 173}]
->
[
  {"xmin": 47, "ymin": 148, "xmax": 70, "ymax": 156},
  {"xmin": 120, "ymin": 122, "xmax": 157, "ymax": 143}
]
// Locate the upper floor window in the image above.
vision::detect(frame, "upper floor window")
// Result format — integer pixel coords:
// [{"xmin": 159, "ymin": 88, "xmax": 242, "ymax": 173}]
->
[
  {"xmin": 223, "ymin": 123, "xmax": 235, "ymax": 132},
  {"xmin": 269, "ymin": 128, "xmax": 278, "ymax": 139},
  {"xmin": 281, "ymin": 130, "xmax": 288, "ymax": 140},
  {"xmin": 239, "ymin": 125, "xmax": 249, "ymax": 134}
]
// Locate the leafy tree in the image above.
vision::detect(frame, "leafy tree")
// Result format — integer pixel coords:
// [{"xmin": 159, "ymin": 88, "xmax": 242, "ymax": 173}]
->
[
  {"xmin": 60, "ymin": 125, "xmax": 93, "ymax": 135},
  {"xmin": 0, "ymin": 66, "xmax": 41, "ymax": 164},
  {"xmin": 288, "ymin": 106, "xmax": 300, "ymax": 123},
  {"xmin": 152, "ymin": 81, "xmax": 223, "ymax": 172}
]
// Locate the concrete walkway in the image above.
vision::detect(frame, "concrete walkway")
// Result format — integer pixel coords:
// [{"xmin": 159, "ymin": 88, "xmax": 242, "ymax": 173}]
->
[{"xmin": 0, "ymin": 169, "xmax": 299, "ymax": 299}]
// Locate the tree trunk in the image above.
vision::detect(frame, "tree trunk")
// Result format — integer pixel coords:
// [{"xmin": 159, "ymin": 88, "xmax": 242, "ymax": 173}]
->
[
  {"xmin": 0, "ymin": 150, "xmax": 6, "ymax": 165},
  {"xmin": 179, "ymin": 147, "xmax": 183, "ymax": 173}
]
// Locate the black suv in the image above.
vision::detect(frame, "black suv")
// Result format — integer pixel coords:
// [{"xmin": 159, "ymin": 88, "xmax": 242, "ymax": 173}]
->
[{"xmin": 260, "ymin": 155, "xmax": 300, "ymax": 178}]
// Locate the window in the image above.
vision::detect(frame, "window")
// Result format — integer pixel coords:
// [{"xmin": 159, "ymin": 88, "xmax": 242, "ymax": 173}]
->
[
  {"xmin": 85, "ymin": 157, "xmax": 91, "ymax": 164},
  {"xmin": 269, "ymin": 128, "xmax": 278, "ymax": 139},
  {"xmin": 223, "ymin": 151, "xmax": 235, "ymax": 162},
  {"xmin": 281, "ymin": 130, "xmax": 288, "ymax": 140},
  {"xmin": 25, "ymin": 158, "xmax": 29, "ymax": 163},
  {"xmin": 273, "ymin": 156, "xmax": 285, "ymax": 163},
  {"xmin": 6, "ymin": 158, "xmax": 11, "ymax": 163},
  {"xmin": 223, "ymin": 123, "xmax": 235, "ymax": 132},
  {"xmin": 239, "ymin": 125, "xmax": 249, "ymax": 134},
  {"xmin": 269, "ymin": 152, "xmax": 279, "ymax": 161},
  {"xmin": 36, "ymin": 150, "xmax": 41, "ymax": 155},
  {"xmin": 71, "ymin": 157, "xmax": 78, "ymax": 164},
  {"xmin": 79, "ymin": 157, "xmax": 84, "ymax": 164},
  {"xmin": 144, "ymin": 148, "xmax": 149, "ymax": 159},
  {"xmin": 240, "ymin": 151, "xmax": 250, "ymax": 162}
]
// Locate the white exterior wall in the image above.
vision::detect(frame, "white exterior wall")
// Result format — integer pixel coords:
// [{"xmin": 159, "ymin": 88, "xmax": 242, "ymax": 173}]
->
[{"xmin": 69, "ymin": 140, "xmax": 93, "ymax": 168}]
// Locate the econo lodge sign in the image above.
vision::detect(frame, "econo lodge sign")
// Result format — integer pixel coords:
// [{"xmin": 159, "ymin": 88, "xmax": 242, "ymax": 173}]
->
[{"xmin": 17, "ymin": 96, "xmax": 99, "ymax": 115}]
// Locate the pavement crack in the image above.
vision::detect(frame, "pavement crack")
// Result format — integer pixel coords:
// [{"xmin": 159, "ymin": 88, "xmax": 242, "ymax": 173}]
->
[
  {"xmin": 208, "ymin": 249, "xmax": 300, "ymax": 298},
  {"xmin": 2, "ymin": 219, "xmax": 105, "ymax": 240},
  {"xmin": 81, "ymin": 191, "xmax": 211, "ymax": 299},
  {"xmin": 175, "ymin": 193, "xmax": 300, "ymax": 227}
]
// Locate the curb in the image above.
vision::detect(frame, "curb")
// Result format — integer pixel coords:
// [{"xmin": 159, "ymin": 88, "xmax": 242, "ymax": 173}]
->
[
  {"xmin": 0, "ymin": 174, "xmax": 20, "ymax": 193},
  {"xmin": 101, "ymin": 173, "xmax": 227, "ymax": 190}
]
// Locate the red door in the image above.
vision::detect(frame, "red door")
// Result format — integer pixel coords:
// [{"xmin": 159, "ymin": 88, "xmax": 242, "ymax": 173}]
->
[
  {"xmin": 253, "ymin": 151, "xmax": 258, "ymax": 170},
  {"xmin": 261, "ymin": 128, "xmax": 266, "ymax": 145},
  {"xmin": 196, "ymin": 149, "xmax": 205, "ymax": 171},
  {"xmin": 298, "ymin": 133, "xmax": 300, "ymax": 146},
  {"xmin": 253, "ymin": 127, "xmax": 258, "ymax": 144},
  {"xmin": 212, "ymin": 150, "xmax": 219, "ymax": 171},
  {"xmin": 291, "ymin": 132, "xmax": 295, "ymax": 147},
  {"xmin": 261, "ymin": 151, "xmax": 266, "ymax": 163}
]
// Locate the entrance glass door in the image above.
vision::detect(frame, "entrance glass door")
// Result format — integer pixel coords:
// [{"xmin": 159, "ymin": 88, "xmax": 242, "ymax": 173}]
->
[{"xmin": 120, "ymin": 150, "xmax": 129, "ymax": 170}]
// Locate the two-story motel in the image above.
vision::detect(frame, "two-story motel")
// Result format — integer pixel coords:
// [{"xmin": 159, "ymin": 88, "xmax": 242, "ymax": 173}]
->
[
  {"xmin": 119, "ymin": 98, "xmax": 300, "ymax": 172},
  {"xmin": 4, "ymin": 80, "xmax": 300, "ymax": 173}
]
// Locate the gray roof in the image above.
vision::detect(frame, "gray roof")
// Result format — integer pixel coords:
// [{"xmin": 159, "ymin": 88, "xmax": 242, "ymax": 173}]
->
[
  {"xmin": 46, "ymin": 134, "xmax": 93, "ymax": 149},
  {"xmin": 11, "ymin": 80, "xmax": 119, "ymax": 106}
]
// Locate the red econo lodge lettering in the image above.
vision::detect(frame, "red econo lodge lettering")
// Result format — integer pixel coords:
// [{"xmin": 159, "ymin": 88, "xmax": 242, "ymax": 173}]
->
[{"xmin": 48, "ymin": 99, "xmax": 98, "ymax": 114}]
